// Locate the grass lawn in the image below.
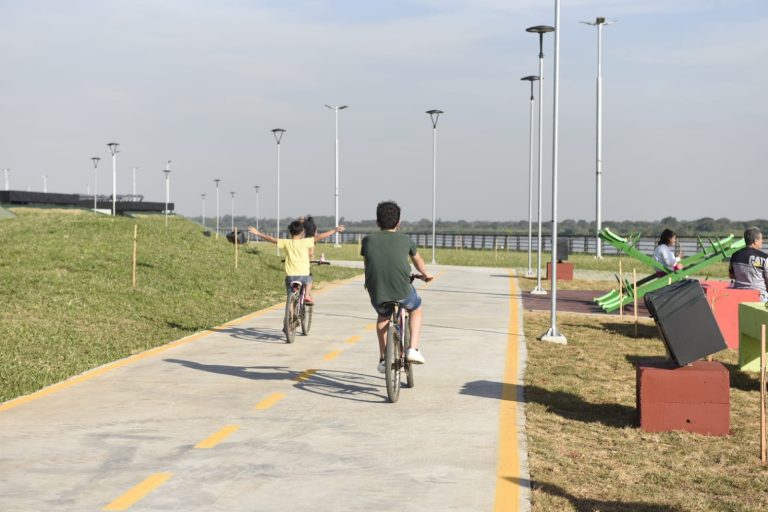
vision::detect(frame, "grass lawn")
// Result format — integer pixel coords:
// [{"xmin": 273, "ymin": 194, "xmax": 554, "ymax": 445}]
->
[
  {"xmin": 523, "ymin": 310, "xmax": 768, "ymax": 511},
  {"xmin": 0, "ymin": 208, "xmax": 361, "ymax": 403}
]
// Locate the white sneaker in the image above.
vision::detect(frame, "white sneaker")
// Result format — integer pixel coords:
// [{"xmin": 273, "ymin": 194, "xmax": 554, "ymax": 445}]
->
[
  {"xmin": 406, "ymin": 348, "xmax": 425, "ymax": 364},
  {"xmin": 377, "ymin": 359, "xmax": 386, "ymax": 373}
]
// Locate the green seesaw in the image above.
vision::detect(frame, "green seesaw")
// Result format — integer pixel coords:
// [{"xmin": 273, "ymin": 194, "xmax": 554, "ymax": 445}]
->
[{"xmin": 594, "ymin": 228, "xmax": 745, "ymax": 313}]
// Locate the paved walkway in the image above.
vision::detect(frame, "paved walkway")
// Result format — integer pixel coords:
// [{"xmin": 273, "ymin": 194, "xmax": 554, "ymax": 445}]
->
[{"xmin": 0, "ymin": 265, "xmax": 530, "ymax": 512}]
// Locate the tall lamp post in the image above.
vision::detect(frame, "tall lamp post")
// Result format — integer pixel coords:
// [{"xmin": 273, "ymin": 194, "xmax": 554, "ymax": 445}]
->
[
  {"xmin": 43, "ymin": 175, "xmax": 48, "ymax": 193},
  {"xmin": 272, "ymin": 128, "xmax": 286, "ymax": 255},
  {"xmin": 214, "ymin": 179, "xmax": 221, "ymax": 239},
  {"xmin": 526, "ymin": 25, "xmax": 554, "ymax": 295},
  {"xmin": 541, "ymin": 0, "xmax": 567, "ymax": 345},
  {"xmin": 91, "ymin": 157, "xmax": 100, "ymax": 211},
  {"xmin": 163, "ymin": 161, "xmax": 171, "ymax": 227},
  {"xmin": 580, "ymin": 16, "xmax": 616, "ymax": 259},
  {"xmin": 325, "ymin": 104, "xmax": 348, "ymax": 246},
  {"xmin": 132, "ymin": 166, "xmax": 139, "ymax": 199},
  {"xmin": 521, "ymin": 75, "xmax": 540, "ymax": 278},
  {"xmin": 201, "ymin": 193, "xmax": 206, "ymax": 228},
  {"xmin": 230, "ymin": 191, "xmax": 235, "ymax": 233},
  {"xmin": 107, "ymin": 142, "xmax": 119, "ymax": 216},
  {"xmin": 426, "ymin": 109, "xmax": 443, "ymax": 265},
  {"xmin": 254, "ymin": 185, "xmax": 260, "ymax": 242},
  {"xmin": 2, "ymin": 168, "xmax": 9, "ymax": 191}
]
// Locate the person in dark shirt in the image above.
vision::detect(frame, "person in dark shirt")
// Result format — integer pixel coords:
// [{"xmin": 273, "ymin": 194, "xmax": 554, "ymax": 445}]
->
[
  {"xmin": 361, "ymin": 201, "xmax": 433, "ymax": 373},
  {"xmin": 729, "ymin": 226, "xmax": 768, "ymax": 301}
]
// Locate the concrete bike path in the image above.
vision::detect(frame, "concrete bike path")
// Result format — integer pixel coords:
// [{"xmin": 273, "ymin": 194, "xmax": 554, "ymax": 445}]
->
[{"xmin": 0, "ymin": 265, "xmax": 530, "ymax": 512}]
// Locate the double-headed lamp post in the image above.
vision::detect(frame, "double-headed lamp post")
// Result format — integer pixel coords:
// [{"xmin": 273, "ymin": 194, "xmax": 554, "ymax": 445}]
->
[
  {"xmin": 325, "ymin": 104, "xmax": 348, "ymax": 247},
  {"xmin": 163, "ymin": 161, "xmax": 171, "ymax": 227},
  {"xmin": 541, "ymin": 0, "xmax": 567, "ymax": 345},
  {"xmin": 521, "ymin": 75, "xmax": 540, "ymax": 278},
  {"xmin": 526, "ymin": 25, "xmax": 554, "ymax": 295},
  {"xmin": 91, "ymin": 157, "xmax": 100, "ymax": 211},
  {"xmin": 107, "ymin": 142, "xmax": 119, "ymax": 216},
  {"xmin": 272, "ymin": 128, "xmax": 286, "ymax": 255},
  {"xmin": 426, "ymin": 109, "xmax": 443, "ymax": 265},
  {"xmin": 254, "ymin": 185, "xmax": 260, "ymax": 240},
  {"xmin": 201, "ymin": 193, "xmax": 207, "ymax": 228},
  {"xmin": 580, "ymin": 16, "xmax": 616, "ymax": 259},
  {"xmin": 214, "ymin": 179, "xmax": 221, "ymax": 239}
]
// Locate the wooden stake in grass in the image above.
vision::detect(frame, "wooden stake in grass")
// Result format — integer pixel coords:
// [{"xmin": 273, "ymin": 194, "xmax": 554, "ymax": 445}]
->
[
  {"xmin": 761, "ymin": 323, "xmax": 766, "ymax": 464},
  {"xmin": 132, "ymin": 224, "xmax": 138, "ymax": 289},
  {"xmin": 619, "ymin": 259, "xmax": 624, "ymax": 321},
  {"xmin": 633, "ymin": 268, "xmax": 638, "ymax": 338},
  {"xmin": 234, "ymin": 227, "xmax": 239, "ymax": 269}
]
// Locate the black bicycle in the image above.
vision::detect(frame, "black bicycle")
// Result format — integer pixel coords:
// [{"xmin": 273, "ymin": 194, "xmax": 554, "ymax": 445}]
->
[
  {"xmin": 383, "ymin": 274, "xmax": 428, "ymax": 403},
  {"xmin": 283, "ymin": 260, "xmax": 330, "ymax": 343}
]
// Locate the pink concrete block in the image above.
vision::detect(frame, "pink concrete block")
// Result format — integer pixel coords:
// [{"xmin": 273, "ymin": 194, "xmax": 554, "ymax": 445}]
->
[{"xmin": 701, "ymin": 281, "xmax": 760, "ymax": 349}]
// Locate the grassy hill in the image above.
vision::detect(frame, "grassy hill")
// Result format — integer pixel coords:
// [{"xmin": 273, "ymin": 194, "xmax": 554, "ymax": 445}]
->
[{"xmin": 0, "ymin": 208, "xmax": 361, "ymax": 403}]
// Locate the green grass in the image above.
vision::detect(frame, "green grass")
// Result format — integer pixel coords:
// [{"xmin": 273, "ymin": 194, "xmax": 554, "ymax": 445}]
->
[
  {"xmin": 0, "ymin": 208, "xmax": 361, "ymax": 403},
  {"xmin": 311, "ymin": 238, "xmax": 731, "ymax": 279},
  {"xmin": 524, "ymin": 311, "xmax": 768, "ymax": 511}
]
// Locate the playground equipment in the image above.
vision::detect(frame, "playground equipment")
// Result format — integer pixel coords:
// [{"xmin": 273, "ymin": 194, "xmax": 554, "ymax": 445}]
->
[{"xmin": 594, "ymin": 228, "xmax": 745, "ymax": 313}]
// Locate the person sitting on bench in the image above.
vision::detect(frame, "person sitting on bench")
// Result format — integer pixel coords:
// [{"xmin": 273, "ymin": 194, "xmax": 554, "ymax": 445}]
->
[
  {"xmin": 653, "ymin": 229, "xmax": 683, "ymax": 274},
  {"xmin": 729, "ymin": 226, "xmax": 768, "ymax": 302}
]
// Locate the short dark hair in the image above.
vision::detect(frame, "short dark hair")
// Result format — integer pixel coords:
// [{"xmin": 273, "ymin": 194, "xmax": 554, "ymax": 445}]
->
[
  {"xmin": 376, "ymin": 201, "xmax": 401, "ymax": 230},
  {"xmin": 744, "ymin": 226, "xmax": 762, "ymax": 246},
  {"xmin": 658, "ymin": 228, "xmax": 676, "ymax": 246},
  {"xmin": 303, "ymin": 215, "xmax": 317, "ymax": 237},
  {"xmin": 288, "ymin": 220, "xmax": 304, "ymax": 236}
]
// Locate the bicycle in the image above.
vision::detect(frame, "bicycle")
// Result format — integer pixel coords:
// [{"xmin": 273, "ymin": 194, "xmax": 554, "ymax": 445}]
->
[
  {"xmin": 383, "ymin": 274, "xmax": 428, "ymax": 403},
  {"xmin": 283, "ymin": 260, "xmax": 330, "ymax": 343}
]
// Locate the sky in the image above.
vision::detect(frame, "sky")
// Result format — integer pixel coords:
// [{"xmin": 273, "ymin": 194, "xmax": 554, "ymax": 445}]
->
[{"xmin": 1, "ymin": 0, "xmax": 766, "ymax": 223}]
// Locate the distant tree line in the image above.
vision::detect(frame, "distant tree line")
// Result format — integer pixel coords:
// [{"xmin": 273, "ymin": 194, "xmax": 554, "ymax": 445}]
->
[{"xmin": 189, "ymin": 214, "xmax": 768, "ymax": 238}]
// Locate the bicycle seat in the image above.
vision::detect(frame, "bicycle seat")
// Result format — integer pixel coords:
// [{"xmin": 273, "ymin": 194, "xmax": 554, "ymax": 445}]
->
[{"xmin": 289, "ymin": 281, "xmax": 304, "ymax": 288}]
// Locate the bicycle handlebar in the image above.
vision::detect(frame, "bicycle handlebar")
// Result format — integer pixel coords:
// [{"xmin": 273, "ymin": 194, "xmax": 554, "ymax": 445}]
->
[{"xmin": 410, "ymin": 273, "xmax": 433, "ymax": 283}]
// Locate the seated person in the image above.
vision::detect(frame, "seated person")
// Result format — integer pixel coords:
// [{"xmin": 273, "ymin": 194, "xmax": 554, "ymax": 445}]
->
[
  {"xmin": 653, "ymin": 229, "xmax": 683, "ymax": 273},
  {"xmin": 729, "ymin": 226, "xmax": 768, "ymax": 302}
]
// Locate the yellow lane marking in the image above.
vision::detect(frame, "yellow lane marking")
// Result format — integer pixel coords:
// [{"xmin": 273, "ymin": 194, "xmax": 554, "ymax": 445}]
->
[
  {"xmin": 494, "ymin": 269, "xmax": 522, "ymax": 511},
  {"xmin": 324, "ymin": 350, "xmax": 343, "ymax": 361},
  {"xmin": 195, "ymin": 425, "xmax": 240, "ymax": 449},
  {"xmin": 364, "ymin": 323, "xmax": 376, "ymax": 331},
  {"xmin": 103, "ymin": 472, "xmax": 173, "ymax": 511},
  {"xmin": 345, "ymin": 335, "xmax": 361, "ymax": 344},
  {"xmin": 294, "ymin": 369, "xmax": 317, "ymax": 382},
  {"xmin": 254, "ymin": 392, "xmax": 286, "ymax": 410}
]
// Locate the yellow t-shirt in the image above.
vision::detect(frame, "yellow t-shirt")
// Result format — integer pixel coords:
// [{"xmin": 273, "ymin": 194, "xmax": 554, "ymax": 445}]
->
[{"xmin": 277, "ymin": 237, "xmax": 315, "ymax": 276}]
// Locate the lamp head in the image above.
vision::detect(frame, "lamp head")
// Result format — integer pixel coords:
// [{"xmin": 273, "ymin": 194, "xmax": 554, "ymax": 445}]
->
[
  {"xmin": 214, "ymin": 178, "xmax": 221, "ymax": 185},
  {"xmin": 106, "ymin": 142, "xmax": 120, "ymax": 155},
  {"xmin": 254, "ymin": 185, "xmax": 260, "ymax": 192},
  {"xmin": 521, "ymin": 75, "xmax": 540, "ymax": 82},
  {"xmin": 271, "ymin": 128, "xmax": 286, "ymax": 144},
  {"xmin": 91, "ymin": 157, "xmax": 101, "ymax": 168},
  {"xmin": 526, "ymin": 25, "xmax": 554, "ymax": 34},
  {"xmin": 426, "ymin": 109, "xmax": 444, "ymax": 128}
]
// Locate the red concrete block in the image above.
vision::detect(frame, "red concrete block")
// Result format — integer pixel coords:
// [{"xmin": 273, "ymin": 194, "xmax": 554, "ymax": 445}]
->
[
  {"xmin": 545, "ymin": 261, "xmax": 574, "ymax": 281},
  {"xmin": 701, "ymin": 281, "xmax": 760, "ymax": 349},
  {"xmin": 636, "ymin": 360, "xmax": 730, "ymax": 436}
]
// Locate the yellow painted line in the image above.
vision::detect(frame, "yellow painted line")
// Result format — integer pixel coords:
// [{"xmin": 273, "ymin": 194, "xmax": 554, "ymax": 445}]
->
[
  {"xmin": 345, "ymin": 335, "xmax": 361, "ymax": 344},
  {"xmin": 493, "ymin": 269, "xmax": 522, "ymax": 511},
  {"xmin": 294, "ymin": 369, "xmax": 317, "ymax": 382},
  {"xmin": 254, "ymin": 392, "xmax": 286, "ymax": 410},
  {"xmin": 195, "ymin": 424, "xmax": 240, "ymax": 449},
  {"xmin": 364, "ymin": 323, "xmax": 376, "ymax": 331},
  {"xmin": 324, "ymin": 350, "xmax": 343, "ymax": 361},
  {"xmin": 103, "ymin": 472, "xmax": 173, "ymax": 511}
]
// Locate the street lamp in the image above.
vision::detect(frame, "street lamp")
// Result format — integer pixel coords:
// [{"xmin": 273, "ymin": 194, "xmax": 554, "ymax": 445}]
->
[
  {"xmin": 325, "ymin": 104, "xmax": 348, "ymax": 246},
  {"xmin": 2, "ymin": 168, "xmax": 9, "ymax": 191},
  {"xmin": 91, "ymin": 157, "xmax": 100, "ymax": 211},
  {"xmin": 132, "ymin": 166, "xmax": 139, "ymax": 199},
  {"xmin": 43, "ymin": 175, "xmax": 48, "ymax": 193},
  {"xmin": 163, "ymin": 161, "xmax": 171, "ymax": 227},
  {"xmin": 230, "ymin": 191, "xmax": 235, "ymax": 233},
  {"xmin": 272, "ymin": 128, "xmax": 286, "ymax": 255},
  {"xmin": 201, "ymin": 193, "xmax": 206, "ymax": 228},
  {"xmin": 526, "ymin": 24, "xmax": 554, "ymax": 296},
  {"xmin": 541, "ymin": 0, "xmax": 567, "ymax": 345},
  {"xmin": 580, "ymin": 16, "xmax": 617, "ymax": 259},
  {"xmin": 254, "ymin": 185, "xmax": 260, "ymax": 242},
  {"xmin": 426, "ymin": 109, "xmax": 443, "ymax": 265},
  {"xmin": 214, "ymin": 179, "xmax": 221, "ymax": 239},
  {"xmin": 107, "ymin": 142, "xmax": 119, "ymax": 216},
  {"xmin": 521, "ymin": 75, "xmax": 540, "ymax": 278}
]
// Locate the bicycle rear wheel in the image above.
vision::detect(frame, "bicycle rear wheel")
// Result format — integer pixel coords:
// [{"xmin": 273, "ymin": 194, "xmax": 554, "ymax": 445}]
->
[
  {"xmin": 384, "ymin": 315, "xmax": 401, "ymax": 403},
  {"xmin": 284, "ymin": 293, "xmax": 298, "ymax": 344},
  {"xmin": 404, "ymin": 319, "xmax": 415, "ymax": 389},
  {"xmin": 301, "ymin": 304, "xmax": 313, "ymax": 335}
]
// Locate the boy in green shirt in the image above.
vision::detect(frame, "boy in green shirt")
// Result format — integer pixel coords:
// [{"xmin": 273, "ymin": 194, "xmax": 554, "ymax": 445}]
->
[
  {"xmin": 361, "ymin": 201, "xmax": 433, "ymax": 373},
  {"xmin": 248, "ymin": 220, "xmax": 344, "ymax": 304}
]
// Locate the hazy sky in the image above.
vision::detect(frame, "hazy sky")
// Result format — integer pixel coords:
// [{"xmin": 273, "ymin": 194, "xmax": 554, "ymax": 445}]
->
[{"xmin": 1, "ymin": 0, "xmax": 766, "ymax": 222}]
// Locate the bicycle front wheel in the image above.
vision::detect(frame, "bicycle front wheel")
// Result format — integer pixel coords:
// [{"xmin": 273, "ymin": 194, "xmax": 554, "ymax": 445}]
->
[
  {"xmin": 284, "ymin": 294, "xmax": 298, "ymax": 344},
  {"xmin": 301, "ymin": 304, "xmax": 313, "ymax": 335},
  {"xmin": 384, "ymin": 317, "xmax": 401, "ymax": 403}
]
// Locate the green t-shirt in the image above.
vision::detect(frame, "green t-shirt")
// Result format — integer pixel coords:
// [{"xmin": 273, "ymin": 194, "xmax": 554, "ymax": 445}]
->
[{"xmin": 361, "ymin": 231, "xmax": 417, "ymax": 305}]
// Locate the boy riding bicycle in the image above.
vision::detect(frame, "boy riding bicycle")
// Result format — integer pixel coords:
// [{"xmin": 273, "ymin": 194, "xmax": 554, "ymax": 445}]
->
[
  {"xmin": 361, "ymin": 201, "xmax": 434, "ymax": 373},
  {"xmin": 248, "ymin": 220, "xmax": 345, "ymax": 304}
]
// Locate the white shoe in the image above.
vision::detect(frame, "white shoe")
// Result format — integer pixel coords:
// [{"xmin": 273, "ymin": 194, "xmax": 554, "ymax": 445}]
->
[
  {"xmin": 377, "ymin": 359, "xmax": 386, "ymax": 374},
  {"xmin": 406, "ymin": 348, "xmax": 425, "ymax": 364}
]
